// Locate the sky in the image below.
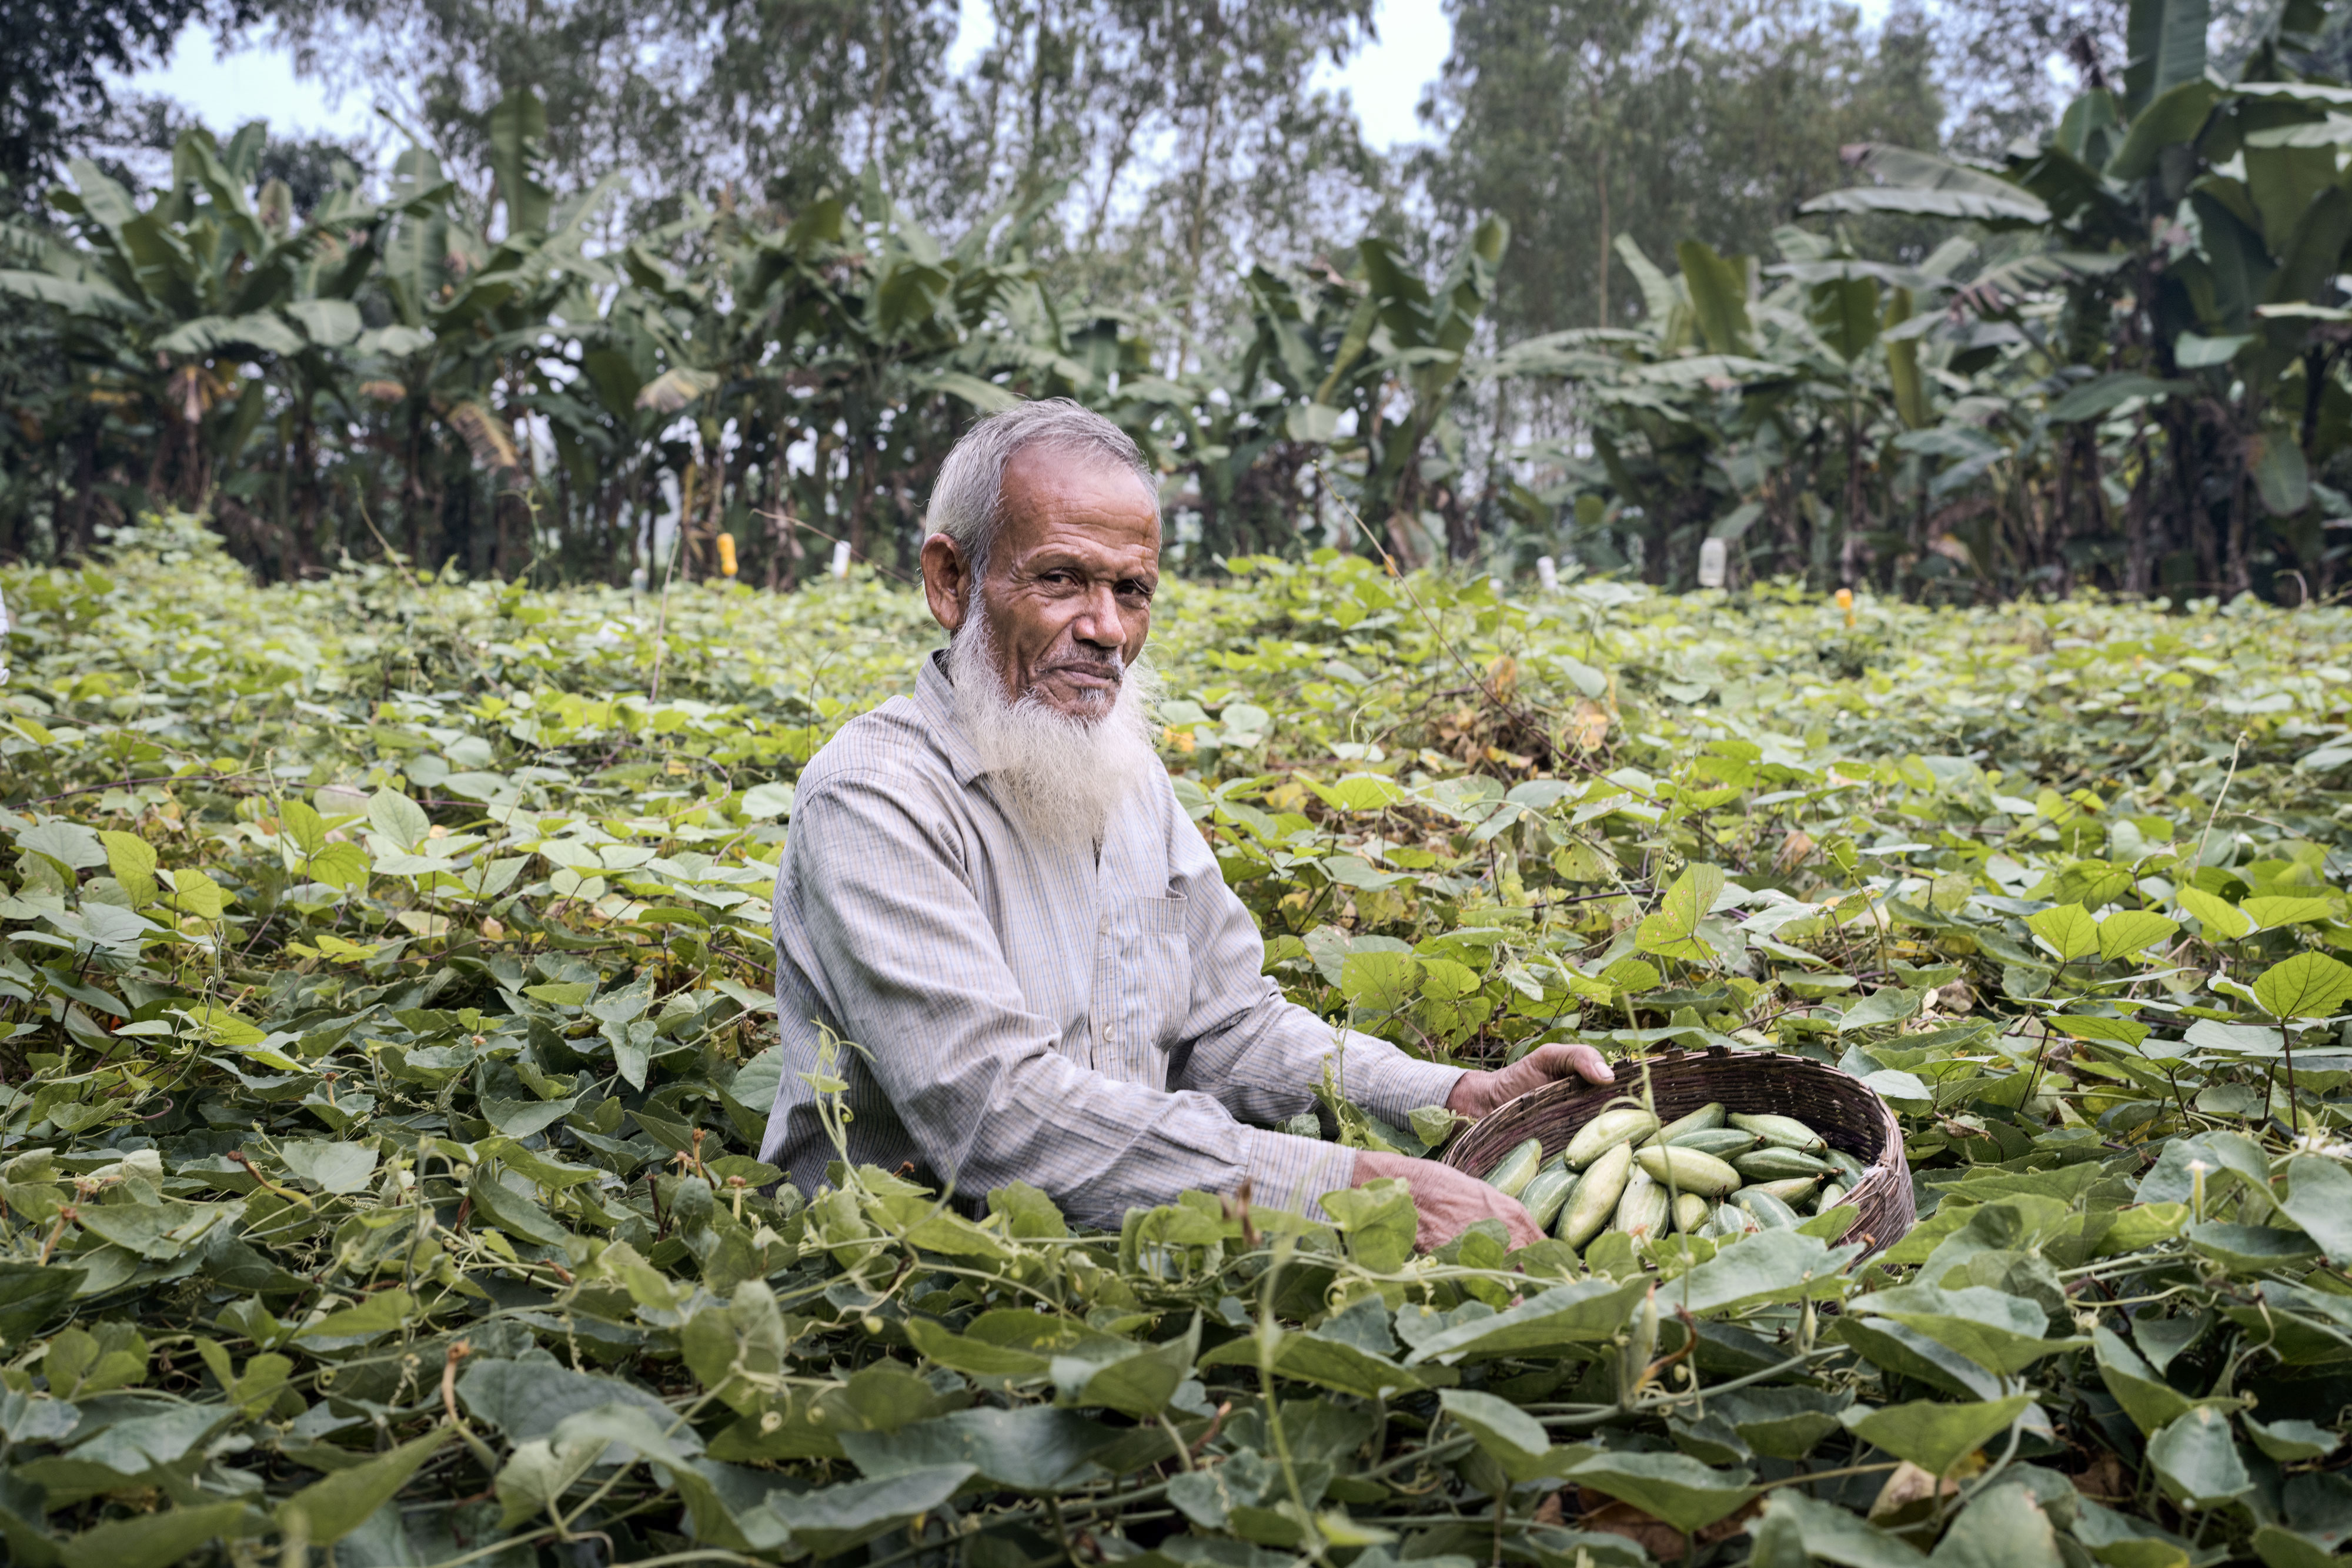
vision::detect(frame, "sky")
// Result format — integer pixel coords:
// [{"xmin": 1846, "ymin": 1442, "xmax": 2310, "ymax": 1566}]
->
[
  {"xmin": 113, "ymin": 0, "xmax": 1894, "ymax": 157},
  {"xmin": 115, "ymin": 0, "xmax": 1466, "ymax": 155}
]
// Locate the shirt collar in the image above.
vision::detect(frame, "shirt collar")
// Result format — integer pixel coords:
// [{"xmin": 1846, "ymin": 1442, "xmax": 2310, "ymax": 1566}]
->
[{"xmin": 915, "ymin": 649, "xmax": 989, "ymax": 787}]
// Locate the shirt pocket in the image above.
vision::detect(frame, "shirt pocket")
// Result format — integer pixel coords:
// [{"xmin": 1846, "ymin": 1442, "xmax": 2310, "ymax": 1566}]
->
[{"xmin": 1102, "ymin": 892, "xmax": 1192, "ymax": 1072}]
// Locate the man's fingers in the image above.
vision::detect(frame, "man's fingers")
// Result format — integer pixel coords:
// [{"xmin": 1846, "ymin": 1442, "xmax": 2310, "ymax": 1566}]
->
[{"xmin": 1521, "ymin": 1041, "xmax": 1614, "ymax": 1086}]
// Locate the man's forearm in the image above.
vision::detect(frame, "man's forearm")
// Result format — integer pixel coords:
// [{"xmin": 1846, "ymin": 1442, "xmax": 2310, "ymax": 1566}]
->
[{"xmin": 1173, "ymin": 999, "xmax": 1466, "ymax": 1128}]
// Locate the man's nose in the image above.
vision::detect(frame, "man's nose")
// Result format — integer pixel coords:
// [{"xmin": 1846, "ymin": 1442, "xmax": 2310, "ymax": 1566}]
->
[{"xmin": 1069, "ymin": 580, "xmax": 1125, "ymax": 647}]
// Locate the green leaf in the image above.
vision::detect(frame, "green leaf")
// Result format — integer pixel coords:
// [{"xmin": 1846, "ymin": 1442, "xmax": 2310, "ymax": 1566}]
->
[
  {"xmin": 97, "ymin": 831, "xmax": 156, "ymax": 906},
  {"xmin": 902, "ymin": 1318, "xmax": 1047, "ymax": 1378},
  {"xmin": 1840, "ymin": 1395, "xmax": 2032, "ymax": 1476},
  {"xmin": 2279, "ymin": 1156, "xmax": 2352, "ymax": 1266},
  {"xmin": 1338, "ymin": 951, "xmax": 1418, "ymax": 1014},
  {"xmin": 2123, "ymin": 0, "xmax": 2211, "ymax": 116},
  {"xmin": 2176, "ymin": 885, "xmax": 2254, "ymax": 940},
  {"xmin": 0, "ymin": 1262, "xmax": 84, "ymax": 1340},
  {"xmin": 1930, "ymin": 1482, "xmax": 2064, "ymax": 1568},
  {"xmin": 153, "ymin": 312, "xmax": 306, "ymax": 356},
  {"xmin": 277, "ymin": 1429, "xmax": 450, "ymax": 1545},
  {"xmin": 837, "ymin": 1407, "xmax": 1117, "ymax": 1493},
  {"xmin": 1319, "ymin": 1180, "xmax": 1418, "ymax": 1273},
  {"xmin": 1762, "ymin": 1493, "xmax": 1927, "ymax": 1568},
  {"xmin": 296, "ymin": 1289, "xmax": 415, "ymax": 1345},
  {"xmin": 1852, "ymin": 1283, "xmax": 2087, "ymax": 1375},
  {"xmin": 2098, "ymin": 908, "xmax": 2179, "ymax": 961},
  {"xmin": 17, "ymin": 820, "xmax": 105, "ymax": 870},
  {"xmin": 757, "ymin": 1465, "xmax": 976, "ymax": 1557},
  {"xmin": 2251, "ymin": 1524, "xmax": 2339, "ymax": 1568},
  {"xmin": 1055, "ymin": 1316, "xmax": 1199, "ymax": 1417},
  {"xmin": 987, "ymin": 1182, "xmax": 1069, "ymax": 1239},
  {"xmin": 2027, "ymin": 903, "xmax": 2099, "ymax": 961},
  {"xmin": 486, "ymin": 86, "xmax": 553, "ymax": 233},
  {"xmin": 2047, "ymin": 1014, "xmax": 2151, "ymax": 1048},
  {"xmin": 1200, "ymin": 1329, "xmax": 1432, "ymax": 1400},
  {"xmin": 276, "ymin": 800, "xmax": 326, "ymax": 855},
  {"xmin": 1312, "ymin": 774, "xmax": 1407, "ymax": 813},
  {"xmin": 306, "ymin": 841, "xmax": 370, "ymax": 888},
  {"xmin": 459, "ymin": 1356, "xmax": 676, "ymax": 1441},
  {"xmin": 161, "ymin": 867, "xmax": 226, "ymax": 920},
  {"xmin": 740, "ymin": 780, "xmax": 796, "ymax": 818},
  {"xmin": 1400, "ymin": 1276, "xmax": 1652, "ymax": 1365},
  {"xmin": 2253, "ymin": 951, "xmax": 2352, "ymax": 1019},
  {"xmin": 2094, "ymin": 1327, "xmax": 2195, "ymax": 1434},
  {"xmin": 1565, "ymin": 1449, "xmax": 1756, "ymax": 1533},
  {"xmin": 1839, "ymin": 987, "xmax": 1924, "ymax": 1034},
  {"xmin": 1675, "ymin": 243, "xmax": 1755, "ymax": 356},
  {"xmin": 1439, "ymin": 1389, "xmax": 1581, "ymax": 1482},
  {"xmin": 2109, "ymin": 79, "xmax": 2220, "ymax": 179},
  {"xmin": 1636, "ymin": 862, "xmax": 1726, "ymax": 962},
  {"xmin": 2244, "ymin": 896, "xmax": 2334, "ymax": 929},
  {"xmin": 2149, "ymin": 1405, "xmax": 2252, "ymax": 1508},
  {"xmin": 1809, "ymin": 273, "xmax": 1881, "ymax": 362},
  {"xmin": 367, "ymin": 786, "xmax": 430, "ymax": 852},
  {"xmin": 56, "ymin": 1501, "xmax": 256, "ymax": 1568},
  {"xmin": 2244, "ymin": 1414, "xmax": 2340, "ymax": 1463},
  {"xmin": 467, "ymin": 1169, "xmax": 572, "ymax": 1246},
  {"xmin": 2187, "ymin": 1221, "xmax": 2317, "ymax": 1272},
  {"xmin": 1669, "ymin": 1228, "xmax": 1860, "ymax": 1315},
  {"xmin": 275, "ymin": 1140, "xmax": 379, "ymax": 1195}
]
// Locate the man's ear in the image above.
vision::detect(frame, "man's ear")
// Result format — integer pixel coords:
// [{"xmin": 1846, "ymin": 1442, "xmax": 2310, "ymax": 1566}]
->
[{"xmin": 920, "ymin": 533, "xmax": 969, "ymax": 633}]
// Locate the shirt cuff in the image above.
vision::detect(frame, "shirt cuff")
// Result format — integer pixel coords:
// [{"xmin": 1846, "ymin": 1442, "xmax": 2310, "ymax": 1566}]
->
[
  {"xmin": 1237, "ymin": 1128, "xmax": 1358, "ymax": 1225},
  {"xmin": 1338, "ymin": 1031, "xmax": 1469, "ymax": 1126}
]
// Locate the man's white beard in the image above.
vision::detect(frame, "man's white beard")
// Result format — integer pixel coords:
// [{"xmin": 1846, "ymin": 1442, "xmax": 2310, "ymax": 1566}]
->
[{"xmin": 947, "ymin": 614, "xmax": 1163, "ymax": 844}]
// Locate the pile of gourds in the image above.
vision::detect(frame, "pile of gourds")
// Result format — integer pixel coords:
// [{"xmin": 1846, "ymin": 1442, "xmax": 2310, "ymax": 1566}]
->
[{"xmin": 1484, "ymin": 1102, "xmax": 1866, "ymax": 1247}]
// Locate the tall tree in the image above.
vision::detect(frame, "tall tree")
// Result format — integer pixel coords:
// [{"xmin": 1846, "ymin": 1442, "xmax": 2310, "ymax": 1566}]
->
[
  {"xmin": 0, "ymin": 0, "xmax": 258, "ymax": 200},
  {"xmin": 1416, "ymin": 0, "xmax": 1945, "ymax": 345},
  {"xmin": 900, "ymin": 0, "xmax": 1388, "ymax": 363},
  {"xmin": 271, "ymin": 0, "xmax": 958, "ymax": 224}
]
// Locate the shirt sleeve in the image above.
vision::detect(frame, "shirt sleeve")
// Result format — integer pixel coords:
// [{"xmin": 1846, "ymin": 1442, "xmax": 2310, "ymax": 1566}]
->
[
  {"xmin": 1161, "ymin": 790, "xmax": 1467, "ymax": 1128},
  {"xmin": 786, "ymin": 770, "xmax": 1355, "ymax": 1229}
]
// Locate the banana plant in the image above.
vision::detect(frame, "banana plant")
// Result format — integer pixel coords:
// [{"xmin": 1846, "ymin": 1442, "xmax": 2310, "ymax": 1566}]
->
[
  {"xmin": 1797, "ymin": 0, "xmax": 2352, "ymax": 599},
  {"xmin": 1128, "ymin": 219, "xmax": 1515, "ymax": 569},
  {"xmin": 0, "ymin": 124, "xmax": 443, "ymax": 567}
]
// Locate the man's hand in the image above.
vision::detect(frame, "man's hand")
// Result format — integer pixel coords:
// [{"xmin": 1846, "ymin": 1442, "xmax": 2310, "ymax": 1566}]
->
[
  {"xmin": 1445, "ymin": 1042, "xmax": 1613, "ymax": 1121},
  {"xmin": 1352, "ymin": 1149, "xmax": 1544, "ymax": 1251}
]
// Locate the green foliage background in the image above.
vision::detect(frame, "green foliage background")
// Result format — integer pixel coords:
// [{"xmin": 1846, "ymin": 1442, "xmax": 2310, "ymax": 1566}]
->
[
  {"xmin": 27, "ymin": 0, "xmax": 2352, "ymax": 603},
  {"xmin": 3, "ymin": 517, "xmax": 2352, "ymax": 1563}
]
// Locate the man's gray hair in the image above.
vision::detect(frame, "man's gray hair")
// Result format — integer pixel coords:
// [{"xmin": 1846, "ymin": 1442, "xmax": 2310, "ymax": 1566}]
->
[{"xmin": 926, "ymin": 399, "xmax": 1157, "ymax": 591}]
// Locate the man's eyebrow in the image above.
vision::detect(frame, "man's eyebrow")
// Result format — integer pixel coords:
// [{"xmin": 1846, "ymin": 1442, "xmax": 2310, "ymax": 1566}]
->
[{"xmin": 1025, "ymin": 550, "xmax": 1158, "ymax": 580}]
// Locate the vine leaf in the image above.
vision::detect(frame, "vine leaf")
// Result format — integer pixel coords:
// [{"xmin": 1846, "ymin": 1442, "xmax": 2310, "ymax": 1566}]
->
[
  {"xmin": 1636, "ymin": 863, "xmax": 1726, "ymax": 961},
  {"xmin": 2253, "ymin": 952, "xmax": 2352, "ymax": 1019}
]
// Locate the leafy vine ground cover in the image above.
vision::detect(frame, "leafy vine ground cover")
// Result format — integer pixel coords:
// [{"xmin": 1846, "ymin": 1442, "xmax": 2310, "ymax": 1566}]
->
[{"xmin": 4, "ymin": 516, "xmax": 2352, "ymax": 1567}]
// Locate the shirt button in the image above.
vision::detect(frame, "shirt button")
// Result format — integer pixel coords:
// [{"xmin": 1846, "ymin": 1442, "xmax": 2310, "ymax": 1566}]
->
[{"xmin": 1104, "ymin": 1027, "xmax": 1117, "ymax": 1044}]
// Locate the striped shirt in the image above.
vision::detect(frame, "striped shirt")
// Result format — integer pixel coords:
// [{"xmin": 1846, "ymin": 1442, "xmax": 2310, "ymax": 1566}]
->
[{"xmin": 760, "ymin": 651, "xmax": 1464, "ymax": 1228}]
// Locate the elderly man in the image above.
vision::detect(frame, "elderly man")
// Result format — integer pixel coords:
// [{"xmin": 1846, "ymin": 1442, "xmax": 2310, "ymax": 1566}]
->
[{"xmin": 760, "ymin": 399, "xmax": 1612, "ymax": 1248}]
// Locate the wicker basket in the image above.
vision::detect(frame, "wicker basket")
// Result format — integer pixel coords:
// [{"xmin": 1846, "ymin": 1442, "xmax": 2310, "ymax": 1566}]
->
[{"xmin": 1439, "ymin": 1045, "xmax": 1915, "ymax": 1259}]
